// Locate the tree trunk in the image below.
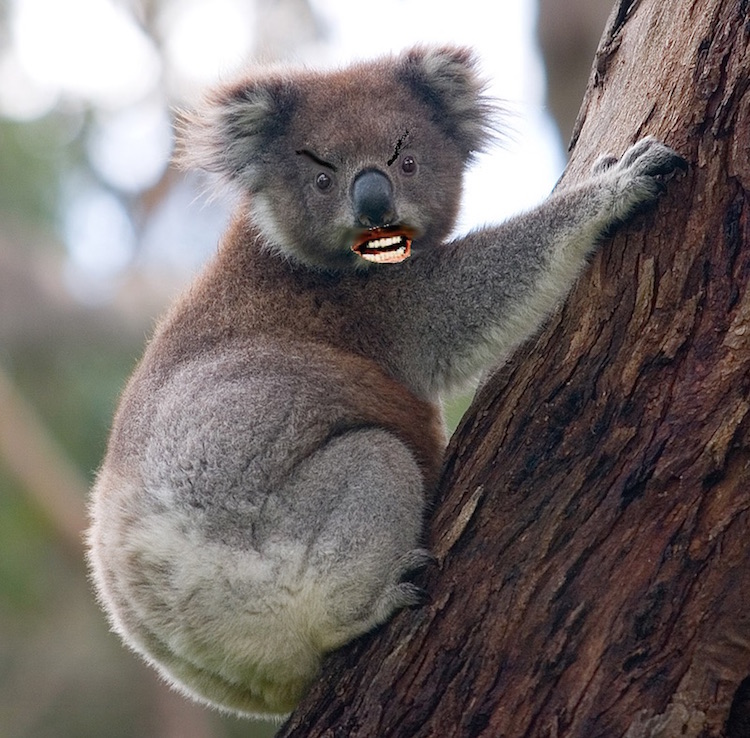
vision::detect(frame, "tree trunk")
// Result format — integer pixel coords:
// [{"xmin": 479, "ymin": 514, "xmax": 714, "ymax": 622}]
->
[{"xmin": 278, "ymin": 1, "xmax": 750, "ymax": 736}]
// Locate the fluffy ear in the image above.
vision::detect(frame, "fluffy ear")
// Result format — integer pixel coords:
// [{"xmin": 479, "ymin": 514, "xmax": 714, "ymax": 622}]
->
[
  {"xmin": 176, "ymin": 76, "xmax": 297, "ymax": 188},
  {"xmin": 396, "ymin": 46, "xmax": 498, "ymax": 161}
]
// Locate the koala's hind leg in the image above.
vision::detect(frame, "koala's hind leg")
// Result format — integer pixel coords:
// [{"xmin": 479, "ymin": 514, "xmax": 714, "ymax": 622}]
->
[{"xmin": 283, "ymin": 428, "xmax": 429, "ymax": 652}]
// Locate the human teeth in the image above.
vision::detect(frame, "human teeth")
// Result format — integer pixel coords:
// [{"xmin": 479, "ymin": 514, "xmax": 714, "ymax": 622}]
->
[
  {"xmin": 361, "ymin": 245, "xmax": 406, "ymax": 262},
  {"xmin": 352, "ymin": 229, "xmax": 412, "ymax": 263},
  {"xmin": 367, "ymin": 236, "xmax": 403, "ymax": 250}
]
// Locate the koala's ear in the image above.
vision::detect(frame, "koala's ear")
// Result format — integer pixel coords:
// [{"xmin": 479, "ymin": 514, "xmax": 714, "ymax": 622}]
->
[
  {"xmin": 397, "ymin": 46, "xmax": 498, "ymax": 161},
  {"xmin": 177, "ymin": 76, "xmax": 297, "ymax": 188}
]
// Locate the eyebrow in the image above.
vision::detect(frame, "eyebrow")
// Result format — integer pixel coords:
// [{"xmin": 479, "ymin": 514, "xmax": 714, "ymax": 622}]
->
[
  {"xmin": 387, "ymin": 129, "xmax": 410, "ymax": 166},
  {"xmin": 295, "ymin": 149, "xmax": 337, "ymax": 172}
]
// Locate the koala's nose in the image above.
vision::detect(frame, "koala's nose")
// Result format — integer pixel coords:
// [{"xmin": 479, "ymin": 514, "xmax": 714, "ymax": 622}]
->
[{"xmin": 352, "ymin": 169, "xmax": 396, "ymax": 228}]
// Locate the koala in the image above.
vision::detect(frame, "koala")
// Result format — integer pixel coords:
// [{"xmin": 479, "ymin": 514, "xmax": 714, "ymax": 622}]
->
[{"xmin": 87, "ymin": 46, "xmax": 685, "ymax": 719}]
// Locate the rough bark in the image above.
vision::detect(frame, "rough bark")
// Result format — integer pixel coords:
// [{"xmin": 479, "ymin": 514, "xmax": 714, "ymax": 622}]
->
[{"xmin": 278, "ymin": 1, "xmax": 750, "ymax": 736}]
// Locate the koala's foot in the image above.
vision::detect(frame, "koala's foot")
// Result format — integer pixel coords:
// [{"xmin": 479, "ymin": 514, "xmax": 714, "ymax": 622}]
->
[{"xmin": 595, "ymin": 136, "xmax": 687, "ymax": 224}]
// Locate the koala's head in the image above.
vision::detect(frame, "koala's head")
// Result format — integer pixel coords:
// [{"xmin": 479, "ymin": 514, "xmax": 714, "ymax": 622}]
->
[{"xmin": 181, "ymin": 46, "xmax": 498, "ymax": 271}]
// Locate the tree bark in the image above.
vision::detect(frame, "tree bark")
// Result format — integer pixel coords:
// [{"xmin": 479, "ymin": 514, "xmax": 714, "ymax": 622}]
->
[{"xmin": 278, "ymin": 1, "xmax": 750, "ymax": 736}]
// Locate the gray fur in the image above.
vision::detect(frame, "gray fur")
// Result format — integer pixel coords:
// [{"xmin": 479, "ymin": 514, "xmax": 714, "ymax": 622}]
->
[{"xmin": 88, "ymin": 46, "xmax": 685, "ymax": 718}]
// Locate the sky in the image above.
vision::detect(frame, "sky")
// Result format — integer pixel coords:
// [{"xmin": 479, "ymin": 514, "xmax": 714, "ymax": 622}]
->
[{"xmin": 0, "ymin": 0, "xmax": 565, "ymax": 302}]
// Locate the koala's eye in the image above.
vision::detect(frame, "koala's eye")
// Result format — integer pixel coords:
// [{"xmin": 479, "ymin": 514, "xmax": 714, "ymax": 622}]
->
[
  {"xmin": 401, "ymin": 155, "xmax": 417, "ymax": 175},
  {"xmin": 315, "ymin": 172, "xmax": 333, "ymax": 191}
]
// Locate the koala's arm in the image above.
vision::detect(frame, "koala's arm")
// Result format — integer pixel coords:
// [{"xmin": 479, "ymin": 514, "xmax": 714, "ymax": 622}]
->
[{"xmin": 381, "ymin": 137, "xmax": 686, "ymax": 396}]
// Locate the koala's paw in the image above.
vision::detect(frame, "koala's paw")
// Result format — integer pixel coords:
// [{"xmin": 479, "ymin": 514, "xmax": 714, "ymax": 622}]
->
[{"xmin": 597, "ymin": 136, "xmax": 687, "ymax": 224}]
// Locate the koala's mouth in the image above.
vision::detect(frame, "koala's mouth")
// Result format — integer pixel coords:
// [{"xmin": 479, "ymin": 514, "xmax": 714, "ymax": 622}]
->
[{"xmin": 351, "ymin": 227, "xmax": 414, "ymax": 264}]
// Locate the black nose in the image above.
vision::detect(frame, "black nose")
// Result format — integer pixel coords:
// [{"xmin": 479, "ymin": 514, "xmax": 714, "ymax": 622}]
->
[{"xmin": 352, "ymin": 169, "xmax": 395, "ymax": 228}]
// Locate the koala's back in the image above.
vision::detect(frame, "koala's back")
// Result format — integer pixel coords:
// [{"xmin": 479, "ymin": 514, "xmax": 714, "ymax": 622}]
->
[
  {"xmin": 106, "ymin": 335, "xmax": 440, "ymax": 538},
  {"xmin": 88, "ymin": 223, "xmax": 445, "ymax": 715},
  {"xmin": 102, "ymin": 222, "xmax": 447, "ymax": 495}
]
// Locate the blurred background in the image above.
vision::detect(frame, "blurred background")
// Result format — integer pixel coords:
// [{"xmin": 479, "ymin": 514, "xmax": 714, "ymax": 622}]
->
[{"xmin": 0, "ymin": 0, "xmax": 610, "ymax": 735}]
